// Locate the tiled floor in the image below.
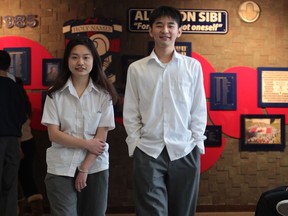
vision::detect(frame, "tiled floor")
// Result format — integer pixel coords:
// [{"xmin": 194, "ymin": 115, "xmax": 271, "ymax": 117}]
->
[
  {"xmin": 106, "ymin": 213, "xmax": 254, "ymax": 216},
  {"xmin": 196, "ymin": 213, "xmax": 254, "ymax": 216},
  {"xmin": 43, "ymin": 213, "xmax": 255, "ymax": 216}
]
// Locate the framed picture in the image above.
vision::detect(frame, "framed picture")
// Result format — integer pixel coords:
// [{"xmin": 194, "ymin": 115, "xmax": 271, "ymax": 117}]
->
[
  {"xmin": 42, "ymin": 58, "xmax": 62, "ymax": 86},
  {"xmin": 210, "ymin": 73, "xmax": 237, "ymax": 110},
  {"xmin": 148, "ymin": 41, "xmax": 192, "ymax": 56},
  {"xmin": 204, "ymin": 125, "xmax": 222, "ymax": 147},
  {"xmin": 121, "ymin": 55, "xmax": 144, "ymax": 84},
  {"xmin": 4, "ymin": 47, "xmax": 31, "ymax": 85},
  {"xmin": 175, "ymin": 42, "xmax": 192, "ymax": 56},
  {"xmin": 258, "ymin": 67, "xmax": 288, "ymax": 107},
  {"xmin": 240, "ymin": 114, "xmax": 285, "ymax": 151}
]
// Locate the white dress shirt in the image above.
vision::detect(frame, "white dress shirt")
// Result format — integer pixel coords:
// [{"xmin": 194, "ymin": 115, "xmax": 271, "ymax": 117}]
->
[
  {"xmin": 41, "ymin": 78, "xmax": 115, "ymax": 177},
  {"xmin": 123, "ymin": 50, "xmax": 207, "ymax": 161}
]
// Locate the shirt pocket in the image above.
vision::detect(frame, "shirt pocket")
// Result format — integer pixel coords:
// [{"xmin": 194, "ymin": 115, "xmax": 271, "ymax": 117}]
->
[
  {"xmin": 171, "ymin": 80, "xmax": 190, "ymax": 103},
  {"xmin": 84, "ymin": 111, "xmax": 102, "ymax": 136},
  {"xmin": 59, "ymin": 112, "xmax": 77, "ymax": 133}
]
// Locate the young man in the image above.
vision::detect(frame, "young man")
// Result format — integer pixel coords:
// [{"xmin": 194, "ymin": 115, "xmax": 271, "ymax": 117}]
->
[
  {"xmin": 123, "ymin": 6, "xmax": 207, "ymax": 216},
  {"xmin": 0, "ymin": 50, "xmax": 27, "ymax": 216}
]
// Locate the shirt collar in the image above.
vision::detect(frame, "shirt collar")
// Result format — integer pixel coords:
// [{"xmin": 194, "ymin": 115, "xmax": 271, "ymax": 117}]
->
[
  {"xmin": 149, "ymin": 49, "xmax": 181, "ymax": 65},
  {"xmin": 59, "ymin": 77, "xmax": 100, "ymax": 94}
]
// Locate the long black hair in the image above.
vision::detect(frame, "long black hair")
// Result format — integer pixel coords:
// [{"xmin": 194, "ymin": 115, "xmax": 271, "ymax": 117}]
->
[{"xmin": 47, "ymin": 37, "xmax": 118, "ymax": 104}]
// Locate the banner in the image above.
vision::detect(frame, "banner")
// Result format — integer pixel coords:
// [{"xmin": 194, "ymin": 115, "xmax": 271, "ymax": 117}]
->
[
  {"xmin": 63, "ymin": 18, "xmax": 122, "ymax": 82},
  {"xmin": 128, "ymin": 9, "xmax": 228, "ymax": 34}
]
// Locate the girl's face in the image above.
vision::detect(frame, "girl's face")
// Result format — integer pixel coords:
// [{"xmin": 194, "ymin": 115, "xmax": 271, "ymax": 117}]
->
[{"xmin": 68, "ymin": 45, "xmax": 93, "ymax": 79}]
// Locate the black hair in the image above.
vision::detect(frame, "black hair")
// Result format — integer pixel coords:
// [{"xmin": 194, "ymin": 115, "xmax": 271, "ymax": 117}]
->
[
  {"xmin": 0, "ymin": 50, "xmax": 11, "ymax": 71},
  {"xmin": 149, "ymin": 6, "xmax": 182, "ymax": 28},
  {"xmin": 47, "ymin": 37, "xmax": 118, "ymax": 104}
]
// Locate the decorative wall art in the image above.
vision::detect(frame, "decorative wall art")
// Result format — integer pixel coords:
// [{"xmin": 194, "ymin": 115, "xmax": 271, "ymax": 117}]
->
[
  {"xmin": 204, "ymin": 125, "xmax": 222, "ymax": 147},
  {"xmin": 240, "ymin": 114, "xmax": 285, "ymax": 151},
  {"xmin": 42, "ymin": 58, "xmax": 62, "ymax": 86},
  {"xmin": 4, "ymin": 47, "xmax": 31, "ymax": 84},
  {"xmin": 148, "ymin": 41, "xmax": 192, "ymax": 56},
  {"xmin": 121, "ymin": 55, "xmax": 144, "ymax": 84},
  {"xmin": 210, "ymin": 73, "xmax": 237, "ymax": 110},
  {"xmin": 258, "ymin": 67, "xmax": 288, "ymax": 107}
]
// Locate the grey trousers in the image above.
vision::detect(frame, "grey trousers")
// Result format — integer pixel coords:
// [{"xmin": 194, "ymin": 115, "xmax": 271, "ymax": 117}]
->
[
  {"xmin": 45, "ymin": 169, "xmax": 108, "ymax": 216},
  {"xmin": 133, "ymin": 147, "xmax": 200, "ymax": 216}
]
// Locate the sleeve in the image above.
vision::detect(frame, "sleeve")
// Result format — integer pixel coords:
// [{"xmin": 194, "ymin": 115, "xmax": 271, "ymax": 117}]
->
[
  {"xmin": 190, "ymin": 60, "xmax": 207, "ymax": 153},
  {"xmin": 123, "ymin": 64, "xmax": 142, "ymax": 156},
  {"xmin": 98, "ymin": 93, "xmax": 115, "ymax": 131},
  {"xmin": 41, "ymin": 95, "xmax": 60, "ymax": 126}
]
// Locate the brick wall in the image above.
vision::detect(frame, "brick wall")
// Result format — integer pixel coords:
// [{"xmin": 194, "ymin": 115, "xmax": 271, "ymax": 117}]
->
[{"xmin": 1, "ymin": 0, "xmax": 287, "ymax": 212}]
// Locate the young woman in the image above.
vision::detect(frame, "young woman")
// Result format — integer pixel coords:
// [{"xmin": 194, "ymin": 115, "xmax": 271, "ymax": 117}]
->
[{"xmin": 41, "ymin": 37, "xmax": 117, "ymax": 216}]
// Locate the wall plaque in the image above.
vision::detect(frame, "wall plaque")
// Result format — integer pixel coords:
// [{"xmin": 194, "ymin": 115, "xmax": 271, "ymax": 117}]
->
[
  {"xmin": 210, "ymin": 73, "xmax": 236, "ymax": 110},
  {"xmin": 258, "ymin": 67, "xmax": 288, "ymax": 107},
  {"xmin": 204, "ymin": 125, "xmax": 222, "ymax": 147}
]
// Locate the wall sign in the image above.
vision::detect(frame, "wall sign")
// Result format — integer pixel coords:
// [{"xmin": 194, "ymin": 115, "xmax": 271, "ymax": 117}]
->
[
  {"xmin": 148, "ymin": 41, "xmax": 192, "ymax": 56},
  {"xmin": 63, "ymin": 17, "xmax": 122, "ymax": 82},
  {"xmin": 258, "ymin": 67, "xmax": 288, "ymax": 107},
  {"xmin": 128, "ymin": 9, "xmax": 228, "ymax": 34},
  {"xmin": 204, "ymin": 125, "xmax": 222, "ymax": 147},
  {"xmin": 210, "ymin": 73, "xmax": 237, "ymax": 110},
  {"xmin": 0, "ymin": 15, "xmax": 38, "ymax": 28},
  {"xmin": 238, "ymin": 1, "xmax": 261, "ymax": 23}
]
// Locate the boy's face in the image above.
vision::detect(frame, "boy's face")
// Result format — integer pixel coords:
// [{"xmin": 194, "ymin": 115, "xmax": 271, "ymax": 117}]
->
[{"xmin": 149, "ymin": 16, "xmax": 182, "ymax": 49}]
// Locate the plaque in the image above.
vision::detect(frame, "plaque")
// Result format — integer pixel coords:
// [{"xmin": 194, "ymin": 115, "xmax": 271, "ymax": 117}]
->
[
  {"xmin": 148, "ymin": 41, "xmax": 192, "ymax": 56},
  {"xmin": 210, "ymin": 73, "xmax": 237, "ymax": 110},
  {"xmin": 258, "ymin": 67, "xmax": 288, "ymax": 107},
  {"xmin": 204, "ymin": 125, "xmax": 222, "ymax": 147}
]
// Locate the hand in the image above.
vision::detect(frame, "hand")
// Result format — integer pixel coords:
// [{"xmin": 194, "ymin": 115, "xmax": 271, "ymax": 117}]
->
[
  {"xmin": 86, "ymin": 138, "xmax": 106, "ymax": 155},
  {"xmin": 75, "ymin": 171, "xmax": 88, "ymax": 192}
]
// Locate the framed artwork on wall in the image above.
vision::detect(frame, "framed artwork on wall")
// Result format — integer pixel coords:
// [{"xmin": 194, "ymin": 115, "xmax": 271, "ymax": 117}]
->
[
  {"xmin": 240, "ymin": 114, "xmax": 285, "ymax": 151},
  {"xmin": 42, "ymin": 58, "xmax": 62, "ymax": 86},
  {"xmin": 148, "ymin": 41, "xmax": 192, "ymax": 56},
  {"xmin": 121, "ymin": 55, "xmax": 144, "ymax": 84},
  {"xmin": 4, "ymin": 47, "xmax": 31, "ymax": 85},
  {"xmin": 258, "ymin": 67, "xmax": 288, "ymax": 107},
  {"xmin": 204, "ymin": 125, "xmax": 222, "ymax": 147},
  {"xmin": 210, "ymin": 73, "xmax": 237, "ymax": 110}
]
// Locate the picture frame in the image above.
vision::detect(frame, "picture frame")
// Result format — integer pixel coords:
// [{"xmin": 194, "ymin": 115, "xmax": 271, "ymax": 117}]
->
[
  {"xmin": 174, "ymin": 42, "xmax": 192, "ymax": 56},
  {"xmin": 121, "ymin": 55, "xmax": 144, "ymax": 84},
  {"xmin": 240, "ymin": 114, "xmax": 285, "ymax": 151},
  {"xmin": 148, "ymin": 41, "xmax": 192, "ymax": 56},
  {"xmin": 4, "ymin": 47, "xmax": 31, "ymax": 85},
  {"xmin": 204, "ymin": 125, "xmax": 222, "ymax": 147},
  {"xmin": 258, "ymin": 67, "xmax": 288, "ymax": 107},
  {"xmin": 210, "ymin": 73, "xmax": 237, "ymax": 110},
  {"xmin": 42, "ymin": 58, "xmax": 62, "ymax": 86}
]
